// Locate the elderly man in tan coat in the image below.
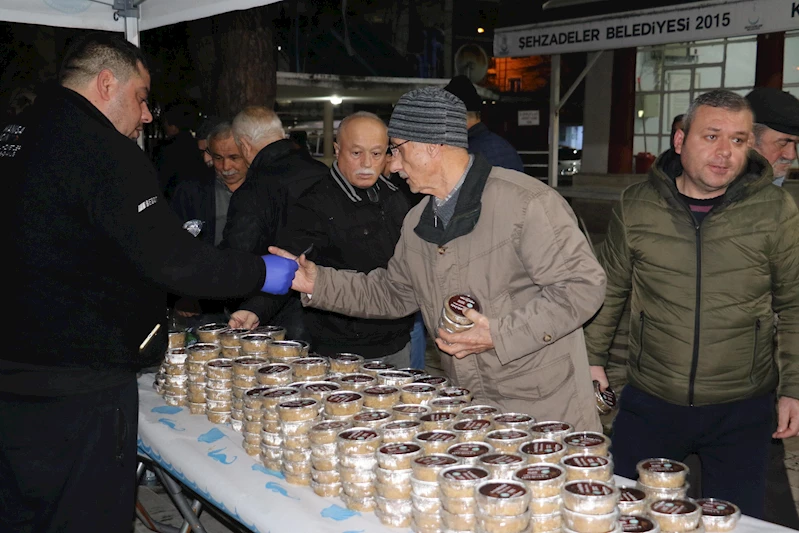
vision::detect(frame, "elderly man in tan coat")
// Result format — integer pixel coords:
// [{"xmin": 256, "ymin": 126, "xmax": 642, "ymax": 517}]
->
[{"xmin": 271, "ymin": 87, "xmax": 605, "ymax": 430}]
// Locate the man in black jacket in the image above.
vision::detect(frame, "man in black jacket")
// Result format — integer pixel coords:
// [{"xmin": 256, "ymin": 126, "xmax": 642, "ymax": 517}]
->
[
  {"xmin": 152, "ymin": 102, "xmax": 206, "ymax": 201},
  {"xmin": 230, "ymin": 112, "xmax": 414, "ymax": 364},
  {"xmin": 222, "ymin": 106, "xmax": 329, "ymax": 339},
  {"xmin": 0, "ymin": 34, "xmax": 297, "ymax": 533}
]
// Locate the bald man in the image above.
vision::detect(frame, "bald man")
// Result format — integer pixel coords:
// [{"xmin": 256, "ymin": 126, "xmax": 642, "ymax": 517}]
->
[{"xmin": 231, "ymin": 112, "xmax": 415, "ymax": 366}]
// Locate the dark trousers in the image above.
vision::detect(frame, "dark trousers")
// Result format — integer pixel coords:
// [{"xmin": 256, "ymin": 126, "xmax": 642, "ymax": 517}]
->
[
  {"xmin": 611, "ymin": 385, "xmax": 773, "ymax": 519},
  {"xmin": 0, "ymin": 378, "xmax": 139, "ymax": 533}
]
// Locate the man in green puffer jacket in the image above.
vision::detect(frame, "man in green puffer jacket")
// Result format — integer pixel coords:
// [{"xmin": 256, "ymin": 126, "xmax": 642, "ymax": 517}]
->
[{"xmin": 585, "ymin": 89, "xmax": 799, "ymax": 519}]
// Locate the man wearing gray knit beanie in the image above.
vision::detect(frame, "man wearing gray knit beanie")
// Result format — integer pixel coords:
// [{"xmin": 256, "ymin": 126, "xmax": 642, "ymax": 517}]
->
[{"xmin": 269, "ymin": 87, "xmax": 607, "ymax": 428}]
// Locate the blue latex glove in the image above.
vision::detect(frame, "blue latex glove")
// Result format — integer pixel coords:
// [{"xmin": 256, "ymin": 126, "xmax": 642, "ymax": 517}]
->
[{"xmin": 261, "ymin": 254, "xmax": 299, "ymax": 295}]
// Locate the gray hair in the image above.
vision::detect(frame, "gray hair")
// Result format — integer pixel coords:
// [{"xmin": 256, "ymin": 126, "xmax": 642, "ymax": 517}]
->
[
  {"xmin": 752, "ymin": 123, "xmax": 769, "ymax": 146},
  {"xmin": 232, "ymin": 106, "xmax": 284, "ymax": 146},
  {"xmin": 336, "ymin": 111, "xmax": 386, "ymax": 144},
  {"xmin": 206, "ymin": 121, "xmax": 233, "ymax": 148},
  {"xmin": 60, "ymin": 32, "xmax": 148, "ymax": 88},
  {"xmin": 682, "ymin": 89, "xmax": 752, "ymax": 136}
]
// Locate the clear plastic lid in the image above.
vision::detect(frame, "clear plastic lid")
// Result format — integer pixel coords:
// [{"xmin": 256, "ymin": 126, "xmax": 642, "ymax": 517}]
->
[
  {"xmin": 636, "ymin": 479, "xmax": 690, "ymax": 501},
  {"xmin": 393, "ymin": 403, "xmax": 433, "ymax": 420},
  {"xmin": 299, "ymin": 380, "xmax": 341, "ymax": 402},
  {"xmin": 291, "ymin": 357, "xmax": 329, "ymax": 377},
  {"xmin": 561, "ymin": 479, "xmax": 620, "ymax": 514},
  {"xmin": 324, "ymin": 391, "xmax": 365, "ymax": 416},
  {"xmin": 474, "ymin": 480, "xmax": 530, "ymax": 516},
  {"xmin": 563, "ymin": 431, "xmax": 611, "ymax": 456},
  {"xmin": 165, "ymin": 348, "xmax": 189, "ymax": 365},
  {"xmin": 401, "ymin": 383, "xmax": 438, "ymax": 404},
  {"xmin": 438, "ymin": 465, "xmax": 490, "ymax": 498},
  {"xmin": 476, "ymin": 453, "xmax": 526, "ymax": 480},
  {"xmin": 260, "ymin": 387, "xmax": 301, "ymax": 409},
  {"xmin": 362, "ymin": 385, "xmax": 401, "ymax": 408},
  {"xmin": 459, "ymin": 405, "xmax": 500, "ymax": 419},
  {"xmin": 492, "ymin": 412, "xmax": 535, "ymax": 431},
  {"xmin": 360, "ymin": 360, "xmax": 397, "ymax": 377},
  {"xmin": 443, "ymin": 293, "xmax": 481, "ymax": 325},
  {"xmin": 413, "ymin": 375, "xmax": 451, "ymax": 390},
  {"xmin": 636, "ymin": 458, "xmax": 689, "ymax": 489},
  {"xmin": 529, "ymin": 420, "xmax": 574, "ymax": 442},
  {"xmin": 561, "ymin": 453, "xmax": 614, "ymax": 482},
  {"xmin": 484, "ymin": 429, "xmax": 532, "ymax": 453},
  {"xmin": 251, "ymin": 325, "xmax": 286, "ymax": 339},
  {"xmin": 512, "ymin": 463, "xmax": 565, "ymax": 498},
  {"xmin": 187, "ymin": 342, "xmax": 221, "ymax": 360},
  {"xmin": 450, "ymin": 418, "xmax": 493, "ymax": 441},
  {"xmin": 308, "ymin": 419, "xmax": 352, "ymax": 445},
  {"xmin": 446, "ymin": 441, "xmax": 495, "ymax": 465},
  {"xmin": 419, "ymin": 412, "xmax": 459, "ymax": 431},
  {"xmin": 352, "ymin": 409, "xmax": 393, "ymax": 429},
  {"xmin": 619, "ymin": 514, "xmax": 661, "ymax": 533},
  {"xmin": 277, "ymin": 398, "xmax": 319, "ymax": 421},
  {"xmin": 696, "ymin": 498, "xmax": 741, "ymax": 532},
  {"xmin": 376, "ymin": 371, "xmax": 416, "ymax": 387},
  {"xmin": 219, "ymin": 328, "xmax": 250, "ymax": 347},
  {"xmin": 648, "ymin": 499, "xmax": 702, "ymax": 532},
  {"xmin": 414, "ymin": 430, "xmax": 459, "ymax": 455},
  {"xmin": 239, "ymin": 333, "xmax": 272, "ymax": 351},
  {"xmin": 328, "ymin": 353, "xmax": 364, "ymax": 373},
  {"xmin": 376, "ymin": 442, "xmax": 423, "ymax": 470},
  {"xmin": 381, "ymin": 420, "xmax": 423, "ymax": 443},
  {"xmin": 429, "ymin": 397, "xmax": 470, "ymax": 413},
  {"xmin": 336, "ymin": 426, "xmax": 382, "ymax": 454}
]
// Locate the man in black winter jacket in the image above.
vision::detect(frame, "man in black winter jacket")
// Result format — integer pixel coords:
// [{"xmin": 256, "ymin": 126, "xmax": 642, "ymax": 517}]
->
[
  {"xmin": 222, "ymin": 106, "xmax": 329, "ymax": 340},
  {"xmin": 230, "ymin": 112, "xmax": 414, "ymax": 365},
  {"xmin": 0, "ymin": 34, "xmax": 297, "ymax": 533}
]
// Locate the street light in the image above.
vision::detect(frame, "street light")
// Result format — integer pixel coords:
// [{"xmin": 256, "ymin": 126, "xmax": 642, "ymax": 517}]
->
[{"xmin": 329, "ymin": 96, "xmax": 343, "ymax": 105}]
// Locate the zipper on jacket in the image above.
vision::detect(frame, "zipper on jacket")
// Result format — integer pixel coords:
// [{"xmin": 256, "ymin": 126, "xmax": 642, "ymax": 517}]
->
[
  {"xmin": 749, "ymin": 319, "xmax": 761, "ymax": 385},
  {"xmin": 636, "ymin": 311, "xmax": 645, "ymax": 371},
  {"xmin": 688, "ymin": 222, "xmax": 702, "ymax": 406}
]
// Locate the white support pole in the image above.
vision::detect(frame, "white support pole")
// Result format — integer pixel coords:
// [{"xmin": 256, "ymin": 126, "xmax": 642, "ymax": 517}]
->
[
  {"xmin": 549, "ymin": 54, "xmax": 561, "ymax": 189},
  {"xmin": 323, "ymin": 101, "xmax": 335, "ymax": 166}
]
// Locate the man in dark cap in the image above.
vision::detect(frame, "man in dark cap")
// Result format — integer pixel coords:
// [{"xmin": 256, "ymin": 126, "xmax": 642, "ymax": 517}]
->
[
  {"xmin": 746, "ymin": 87, "xmax": 799, "ymax": 187},
  {"xmin": 443, "ymin": 75, "xmax": 524, "ymax": 172},
  {"xmin": 268, "ymin": 87, "xmax": 606, "ymax": 428}
]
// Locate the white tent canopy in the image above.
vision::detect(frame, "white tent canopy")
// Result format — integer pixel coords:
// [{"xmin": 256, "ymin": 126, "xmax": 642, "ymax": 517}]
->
[{"xmin": 0, "ymin": 0, "xmax": 282, "ymax": 44}]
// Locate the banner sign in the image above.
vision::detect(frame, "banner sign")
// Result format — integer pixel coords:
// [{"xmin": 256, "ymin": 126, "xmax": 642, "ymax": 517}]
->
[{"xmin": 494, "ymin": 0, "xmax": 799, "ymax": 57}]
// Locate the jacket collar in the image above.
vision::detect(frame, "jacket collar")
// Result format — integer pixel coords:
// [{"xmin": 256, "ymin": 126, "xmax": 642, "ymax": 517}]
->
[
  {"xmin": 649, "ymin": 148, "xmax": 774, "ymax": 212},
  {"xmin": 468, "ymin": 121, "xmax": 489, "ymax": 140},
  {"xmin": 40, "ymin": 85, "xmax": 118, "ymax": 134},
  {"xmin": 329, "ymin": 161, "xmax": 398, "ymax": 203},
  {"xmin": 249, "ymin": 139, "xmax": 299, "ymax": 170},
  {"xmin": 414, "ymin": 153, "xmax": 492, "ymax": 246}
]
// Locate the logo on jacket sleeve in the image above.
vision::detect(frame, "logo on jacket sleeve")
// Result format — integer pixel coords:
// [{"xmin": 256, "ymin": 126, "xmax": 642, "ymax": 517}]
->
[{"xmin": 138, "ymin": 196, "xmax": 158, "ymax": 213}]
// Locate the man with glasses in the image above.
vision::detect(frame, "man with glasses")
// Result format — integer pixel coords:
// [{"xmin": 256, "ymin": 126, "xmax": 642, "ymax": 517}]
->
[
  {"xmin": 269, "ymin": 88, "xmax": 605, "ymax": 427},
  {"xmin": 230, "ymin": 112, "xmax": 414, "ymax": 367}
]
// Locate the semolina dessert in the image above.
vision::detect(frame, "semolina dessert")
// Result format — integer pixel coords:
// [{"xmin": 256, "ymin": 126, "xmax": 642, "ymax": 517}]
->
[
  {"xmin": 411, "ymin": 453, "xmax": 460, "ymax": 482},
  {"xmin": 438, "ymin": 465, "xmax": 490, "ymax": 498},
  {"xmin": 362, "ymin": 385, "xmax": 401, "ymax": 409},
  {"xmin": 376, "ymin": 370, "xmax": 415, "ymax": 387},
  {"xmin": 561, "ymin": 454, "xmax": 614, "ymax": 482},
  {"xmin": 324, "ymin": 391, "xmax": 364, "ymax": 416},
  {"xmin": 451, "ymin": 418, "xmax": 493, "ymax": 441},
  {"xmin": 401, "ymin": 383, "xmax": 437, "ymax": 404},
  {"xmin": 493, "ymin": 412, "xmax": 535, "ymax": 431},
  {"xmin": 328, "ymin": 353, "xmax": 364, "ymax": 374},
  {"xmin": 637, "ymin": 458, "xmax": 689, "ymax": 489},
  {"xmin": 619, "ymin": 514, "xmax": 661, "ymax": 533},
  {"xmin": 291, "ymin": 357, "xmax": 329, "ymax": 379},
  {"xmin": 447, "ymin": 441, "xmax": 495, "ymax": 465},
  {"xmin": 392, "ymin": 403, "xmax": 432, "ymax": 421},
  {"xmin": 419, "ymin": 411, "xmax": 458, "ymax": 431},
  {"xmin": 562, "ymin": 480, "xmax": 620, "ymax": 514},
  {"xmin": 648, "ymin": 499, "xmax": 702, "ymax": 532},
  {"xmin": 512, "ymin": 463, "xmax": 566, "ymax": 497},
  {"xmin": 413, "ymin": 430, "xmax": 458, "ymax": 454},
  {"xmin": 529, "ymin": 421, "xmax": 574, "ymax": 442},
  {"xmin": 696, "ymin": 498, "xmax": 741, "ymax": 532},
  {"xmin": 478, "ymin": 453, "xmax": 527, "ymax": 480},
  {"xmin": 563, "ymin": 431, "xmax": 611, "ymax": 457},
  {"xmin": 618, "ymin": 486, "xmax": 648, "ymax": 515},
  {"xmin": 381, "ymin": 420, "xmax": 422, "ymax": 443},
  {"xmin": 335, "ymin": 373, "xmax": 377, "ymax": 392},
  {"xmin": 485, "ymin": 429, "xmax": 532, "ymax": 454},
  {"xmin": 352, "ymin": 409, "xmax": 392, "ymax": 429},
  {"xmin": 562, "ymin": 507, "xmax": 621, "ymax": 533},
  {"xmin": 429, "ymin": 397, "xmax": 469, "ymax": 413}
]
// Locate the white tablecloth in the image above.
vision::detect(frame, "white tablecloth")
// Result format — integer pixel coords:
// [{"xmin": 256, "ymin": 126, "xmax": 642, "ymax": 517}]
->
[{"xmin": 136, "ymin": 374, "xmax": 797, "ymax": 533}]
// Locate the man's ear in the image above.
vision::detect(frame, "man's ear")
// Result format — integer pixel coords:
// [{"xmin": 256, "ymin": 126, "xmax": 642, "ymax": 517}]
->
[
  {"xmin": 333, "ymin": 142, "xmax": 340, "ymax": 157},
  {"xmin": 95, "ymin": 69, "xmax": 118, "ymax": 102},
  {"xmin": 673, "ymin": 128, "xmax": 685, "ymax": 155},
  {"xmin": 427, "ymin": 143, "xmax": 442, "ymax": 157}
]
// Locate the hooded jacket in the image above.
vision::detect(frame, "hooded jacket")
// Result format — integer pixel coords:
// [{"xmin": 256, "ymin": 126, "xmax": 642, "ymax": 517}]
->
[{"xmin": 585, "ymin": 149, "xmax": 799, "ymax": 406}]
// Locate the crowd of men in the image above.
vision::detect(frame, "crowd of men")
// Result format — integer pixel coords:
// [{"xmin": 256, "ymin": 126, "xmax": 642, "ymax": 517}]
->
[{"xmin": 1, "ymin": 31, "xmax": 798, "ymax": 533}]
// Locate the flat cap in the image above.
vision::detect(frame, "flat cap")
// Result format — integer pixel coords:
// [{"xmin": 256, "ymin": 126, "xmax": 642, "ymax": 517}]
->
[
  {"xmin": 443, "ymin": 75, "xmax": 483, "ymax": 112},
  {"xmin": 745, "ymin": 87, "xmax": 799, "ymax": 136}
]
